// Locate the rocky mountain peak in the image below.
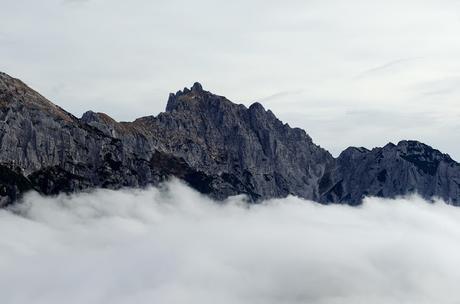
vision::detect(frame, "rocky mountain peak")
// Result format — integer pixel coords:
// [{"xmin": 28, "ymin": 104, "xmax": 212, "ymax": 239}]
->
[
  {"xmin": 166, "ymin": 82, "xmax": 207, "ymax": 112},
  {"xmin": 338, "ymin": 146, "xmax": 370, "ymax": 159},
  {"xmin": 0, "ymin": 72, "xmax": 44, "ymax": 104},
  {"xmin": 165, "ymin": 82, "xmax": 237, "ymax": 116},
  {"xmin": 0, "ymin": 72, "xmax": 75, "ymax": 123},
  {"xmin": 396, "ymin": 140, "xmax": 453, "ymax": 162},
  {"xmin": 248, "ymin": 101, "xmax": 265, "ymax": 112},
  {"xmin": 0, "ymin": 71, "xmax": 459, "ymax": 206},
  {"xmin": 191, "ymin": 82, "xmax": 203, "ymax": 92},
  {"xmin": 394, "ymin": 140, "xmax": 454, "ymax": 175}
]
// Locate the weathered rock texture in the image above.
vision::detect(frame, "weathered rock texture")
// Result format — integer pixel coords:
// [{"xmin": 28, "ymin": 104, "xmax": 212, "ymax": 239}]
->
[{"xmin": 0, "ymin": 71, "xmax": 459, "ymax": 206}]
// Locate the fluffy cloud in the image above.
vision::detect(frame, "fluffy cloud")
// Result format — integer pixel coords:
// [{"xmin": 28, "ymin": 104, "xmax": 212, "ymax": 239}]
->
[{"xmin": 1, "ymin": 180, "xmax": 460, "ymax": 304}]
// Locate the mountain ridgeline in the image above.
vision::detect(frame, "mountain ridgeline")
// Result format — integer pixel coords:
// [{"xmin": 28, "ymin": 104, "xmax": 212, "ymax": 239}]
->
[{"xmin": 0, "ymin": 72, "xmax": 459, "ymax": 206}]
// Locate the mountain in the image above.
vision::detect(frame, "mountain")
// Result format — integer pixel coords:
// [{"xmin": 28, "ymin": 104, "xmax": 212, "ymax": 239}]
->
[
  {"xmin": 322, "ymin": 142, "xmax": 459, "ymax": 205},
  {"xmin": 0, "ymin": 72, "xmax": 459, "ymax": 206}
]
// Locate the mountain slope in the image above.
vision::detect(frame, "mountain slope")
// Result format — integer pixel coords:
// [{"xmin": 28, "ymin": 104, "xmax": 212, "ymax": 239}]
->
[
  {"xmin": 0, "ymin": 72, "xmax": 459, "ymax": 206},
  {"xmin": 321, "ymin": 141, "xmax": 460, "ymax": 205}
]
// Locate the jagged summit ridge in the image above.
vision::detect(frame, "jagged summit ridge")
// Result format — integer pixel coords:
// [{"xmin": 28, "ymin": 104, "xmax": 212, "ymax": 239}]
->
[{"xmin": 0, "ymin": 71, "xmax": 459, "ymax": 206}]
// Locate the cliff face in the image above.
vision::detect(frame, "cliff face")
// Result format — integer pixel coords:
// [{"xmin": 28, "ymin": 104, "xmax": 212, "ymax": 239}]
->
[
  {"xmin": 0, "ymin": 72, "xmax": 459, "ymax": 206},
  {"xmin": 80, "ymin": 82, "xmax": 335, "ymax": 201},
  {"xmin": 321, "ymin": 142, "xmax": 460, "ymax": 205}
]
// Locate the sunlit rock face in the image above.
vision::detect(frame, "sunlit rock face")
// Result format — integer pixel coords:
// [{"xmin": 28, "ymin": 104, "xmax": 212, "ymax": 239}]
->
[{"xmin": 0, "ymin": 71, "xmax": 459, "ymax": 206}]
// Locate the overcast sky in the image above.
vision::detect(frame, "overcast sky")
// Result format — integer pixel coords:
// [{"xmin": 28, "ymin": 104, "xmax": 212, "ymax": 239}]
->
[{"xmin": 1, "ymin": 0, "xmax": 459, "ymax": 160}]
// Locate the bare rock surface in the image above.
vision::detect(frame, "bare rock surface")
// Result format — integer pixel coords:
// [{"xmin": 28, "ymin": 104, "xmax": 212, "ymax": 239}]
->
[{"xmin": 0, "ymin": 72, "xmax": 459, "ymax": 206}]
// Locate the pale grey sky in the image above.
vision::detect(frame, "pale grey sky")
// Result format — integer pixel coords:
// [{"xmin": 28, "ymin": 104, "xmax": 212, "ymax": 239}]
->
[{"xmin": 1, "ymin": 0, "xmax": 459, "ymax": 160}]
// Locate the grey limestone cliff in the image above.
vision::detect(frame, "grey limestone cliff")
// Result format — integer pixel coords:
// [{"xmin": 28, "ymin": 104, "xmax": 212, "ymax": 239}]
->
[
  {"xmin": 321, "ymin": 142, "xmax": 460, "ymax": 205},
  {"xmin": 0, "ymin": 71, "xmax": 459, "ymax": 206}
]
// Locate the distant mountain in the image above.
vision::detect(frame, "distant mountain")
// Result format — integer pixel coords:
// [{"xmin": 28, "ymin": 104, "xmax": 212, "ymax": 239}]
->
[{"xmin": 0, "ymin": 72, "xmax": 459, "ymax": 206}]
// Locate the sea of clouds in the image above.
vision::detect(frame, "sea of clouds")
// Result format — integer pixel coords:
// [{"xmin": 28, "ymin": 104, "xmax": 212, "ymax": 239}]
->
[{"xmin": 1, "ymin": 179, "xmax": 460, "ymax": 304}]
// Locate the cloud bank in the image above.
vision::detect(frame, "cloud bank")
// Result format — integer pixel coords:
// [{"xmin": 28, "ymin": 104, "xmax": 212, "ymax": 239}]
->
[{"xmin": 1, "ymin": 180, "xmax": 460, "ymax": 304}]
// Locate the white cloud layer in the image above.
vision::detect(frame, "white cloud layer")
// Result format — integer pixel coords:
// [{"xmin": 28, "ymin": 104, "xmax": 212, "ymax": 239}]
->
[{"xmin": 1, "ymin": 180, "xmax": 460, "ymax": 304}]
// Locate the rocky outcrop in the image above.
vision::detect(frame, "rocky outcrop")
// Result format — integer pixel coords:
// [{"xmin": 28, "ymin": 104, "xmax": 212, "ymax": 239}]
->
[
  {"xmin": 0, "ymin": 71, "xmax": 459, "ymax": 206},
  {"xmin": 321, "ymin": 142, "xmax": 460, "ymax": 205}
]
